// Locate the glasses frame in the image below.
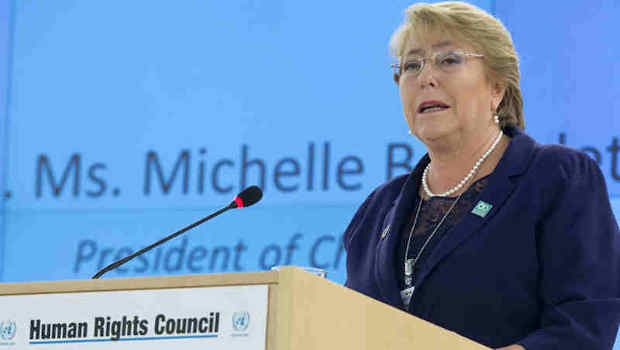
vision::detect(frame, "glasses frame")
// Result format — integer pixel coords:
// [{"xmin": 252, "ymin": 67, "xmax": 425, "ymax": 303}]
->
[{"xmin": 391, "ymin": 50, "xmax": 484, "ymax": 78}]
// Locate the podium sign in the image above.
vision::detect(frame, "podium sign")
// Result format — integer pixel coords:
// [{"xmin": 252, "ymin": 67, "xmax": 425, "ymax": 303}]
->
[
  {"xmin": 0, "ymin": 285, "xmax": 268, "ymax": 349},
  {"xmin": 0, "ymin": 268, "xmax": 490, "ymax": 350}
]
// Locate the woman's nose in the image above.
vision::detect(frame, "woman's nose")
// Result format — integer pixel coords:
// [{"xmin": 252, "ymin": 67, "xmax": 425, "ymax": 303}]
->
[{"xmin": 417, "ymin": 63, "xmax": 439, "ymax": 88}]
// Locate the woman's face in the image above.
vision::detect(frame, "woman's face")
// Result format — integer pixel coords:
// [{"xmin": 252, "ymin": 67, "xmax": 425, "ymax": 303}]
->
[{"xmin": 398, "ymin": 33, "xmax": 502, "ymax": 145}]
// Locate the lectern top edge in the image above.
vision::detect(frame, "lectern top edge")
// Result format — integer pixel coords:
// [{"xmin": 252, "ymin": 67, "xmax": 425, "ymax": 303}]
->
[{"xmin": 0, "ymin": 270, "xmax": 279, "ymax": 296}]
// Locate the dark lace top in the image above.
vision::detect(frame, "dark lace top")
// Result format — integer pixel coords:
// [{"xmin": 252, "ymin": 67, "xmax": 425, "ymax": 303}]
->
[{"xmin": 395, "ymin": 176, "xmax": 489, "ymax": 296}]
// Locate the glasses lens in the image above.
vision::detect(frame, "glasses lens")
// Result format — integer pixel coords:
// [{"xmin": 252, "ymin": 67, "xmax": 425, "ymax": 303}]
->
[
  {"xmin": 402, "ymin": 58, "xmax": 423, "ymax": 76},
  {"xmin": 434, "ymin": 52, "xmax": 465, "ymax": 73}
]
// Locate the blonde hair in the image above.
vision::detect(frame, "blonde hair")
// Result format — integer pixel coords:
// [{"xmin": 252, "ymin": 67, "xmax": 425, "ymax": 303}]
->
[{"xmin": 390, "ymin": 2, "xmax": 524, "ymax": 129}]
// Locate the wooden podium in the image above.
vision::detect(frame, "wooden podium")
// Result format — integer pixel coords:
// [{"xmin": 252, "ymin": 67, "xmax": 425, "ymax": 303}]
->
[{"xmin": 0, "ymin": 267, "xmax": 490, "ymax": 349}]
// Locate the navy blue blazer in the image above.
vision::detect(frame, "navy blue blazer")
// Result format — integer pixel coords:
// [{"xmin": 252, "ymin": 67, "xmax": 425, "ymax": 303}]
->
[{"xmin": 344, "ymin": 126, "xmax": 620, "ymax": 349}]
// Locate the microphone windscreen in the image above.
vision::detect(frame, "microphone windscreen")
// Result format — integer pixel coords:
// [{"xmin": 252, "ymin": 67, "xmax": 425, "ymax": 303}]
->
[{"xmin": 233, "ymin": 186, "xmax": 263, "ymax": 208}]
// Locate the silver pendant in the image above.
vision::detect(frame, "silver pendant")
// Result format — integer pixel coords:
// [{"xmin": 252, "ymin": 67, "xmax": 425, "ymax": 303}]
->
[
  {"xmin": 404, "ymin": 258, "xmax": 414, "ymax": 287},
  {"xmin": 400, "ymin": 286, "xmax": 415, "ymax": 307},
  {"xmin": 404, "ymin": 258, "xmax": 414, "ymax": 275}
]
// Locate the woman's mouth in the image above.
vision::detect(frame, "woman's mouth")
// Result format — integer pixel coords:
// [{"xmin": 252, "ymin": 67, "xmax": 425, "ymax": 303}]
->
[{"xmin": 418, "ymin": 100, "xmax": 451, "ymax": 114}]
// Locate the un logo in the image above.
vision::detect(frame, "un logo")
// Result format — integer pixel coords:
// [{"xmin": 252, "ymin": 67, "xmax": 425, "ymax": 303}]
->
[
  {"xmin": 232, "ymin": 311, "xmax": 250, "ymax": 332},
  {"xmin": 0, "ymin": 320, "xmax": 16, "ymax": 341}
]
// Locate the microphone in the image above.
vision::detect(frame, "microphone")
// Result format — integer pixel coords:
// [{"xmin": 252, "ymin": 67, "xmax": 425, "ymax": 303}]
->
[
  {"xmin": 230, "ymin": 185, "xmax": 262, "ymax": 208},
  {"xmin": 92, "ymin": 186, "xmax": 263, "ymax": 279}
]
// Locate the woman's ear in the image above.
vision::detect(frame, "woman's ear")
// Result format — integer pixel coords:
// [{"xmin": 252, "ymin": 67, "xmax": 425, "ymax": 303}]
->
[
  {"xmin": 393, "ymin": 73, "xmax": 400, "ymax": 85},
  {"xmin": 492, "ymin": 81, "xmax": 506, "ymax": 109}
]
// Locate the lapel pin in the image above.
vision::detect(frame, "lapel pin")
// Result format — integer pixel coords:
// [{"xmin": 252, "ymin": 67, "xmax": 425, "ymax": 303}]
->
[
  {"xmin": 471, "ymin": 200, "xmax": 493, "ymax": 218},
  {"xmin": 381, "ymin": 225, "xmax": 390, "ymax": 239}
]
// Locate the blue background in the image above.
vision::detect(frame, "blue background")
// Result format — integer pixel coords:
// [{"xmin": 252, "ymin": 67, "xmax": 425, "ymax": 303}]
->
[{"xmin": 0, "ymin": 0, "xmax": 618, "ymax": 346}]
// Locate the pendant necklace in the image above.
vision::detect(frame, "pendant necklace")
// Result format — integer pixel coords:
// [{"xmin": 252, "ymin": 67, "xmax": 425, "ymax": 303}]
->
[{"xmin": 400, "ymin": 190, "xmax": 463, "ymax": 308}]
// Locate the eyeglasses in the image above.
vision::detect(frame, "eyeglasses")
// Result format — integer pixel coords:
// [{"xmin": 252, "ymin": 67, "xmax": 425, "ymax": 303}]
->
[{"xmin": 391, "ymin": 51, "xmax": 484, "ymax": 79}]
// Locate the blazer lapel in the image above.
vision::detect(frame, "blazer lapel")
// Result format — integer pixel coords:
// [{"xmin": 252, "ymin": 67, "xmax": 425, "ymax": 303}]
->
[
  {"xmin": 374, "ymin": 156, "xmax": 429, "ymax": 308},
  {"xmin": 414, "ymin": 127, "xmax": 536, "ymax": 291}
]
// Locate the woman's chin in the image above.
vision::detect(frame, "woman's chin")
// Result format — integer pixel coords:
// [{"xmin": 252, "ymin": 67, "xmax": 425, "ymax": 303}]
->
[{"xmin": 415, "ymin": 125, "xmax": 455, "ymax": 144}]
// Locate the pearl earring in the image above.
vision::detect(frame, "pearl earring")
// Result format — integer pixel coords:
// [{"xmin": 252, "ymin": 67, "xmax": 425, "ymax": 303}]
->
[{"xmin": 494, "ymin": 114, "xmax": 500, "ymax": 124}]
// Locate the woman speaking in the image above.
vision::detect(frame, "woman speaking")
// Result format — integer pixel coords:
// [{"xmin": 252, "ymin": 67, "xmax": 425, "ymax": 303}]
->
[{"xmin": 343, "ymin": 2, "xmax": 620, "ymax": 349}]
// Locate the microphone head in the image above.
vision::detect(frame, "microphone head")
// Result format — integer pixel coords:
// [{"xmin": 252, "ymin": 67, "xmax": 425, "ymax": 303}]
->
[{"xmin": 232, "ymin": 186, "xmax": 263, "ymax": 208}]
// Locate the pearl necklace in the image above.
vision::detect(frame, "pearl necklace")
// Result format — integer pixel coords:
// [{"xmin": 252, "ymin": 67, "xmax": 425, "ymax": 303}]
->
[{"xmin": 422, "ymin": 130, "xmax": 503, "ymax": 197}]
